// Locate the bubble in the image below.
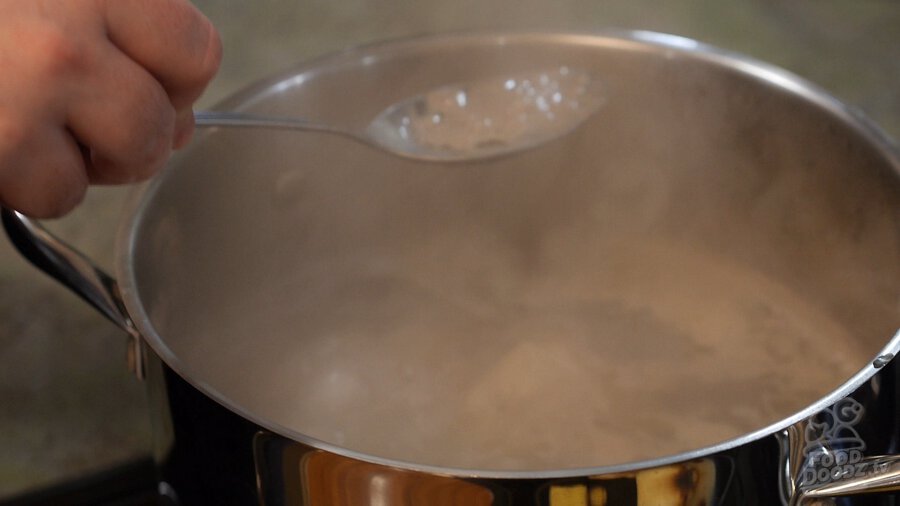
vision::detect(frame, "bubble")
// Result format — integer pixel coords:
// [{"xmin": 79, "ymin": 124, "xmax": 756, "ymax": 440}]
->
[{"xmin": 455, "ymin": 91, "xmax": 468, "ymax": 107}]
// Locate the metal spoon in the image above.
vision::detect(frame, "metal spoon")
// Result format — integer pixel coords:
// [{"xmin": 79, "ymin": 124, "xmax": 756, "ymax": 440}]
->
[{"xmin": 194, "ymin": 67, "xmax": 605, "ymax": 162}]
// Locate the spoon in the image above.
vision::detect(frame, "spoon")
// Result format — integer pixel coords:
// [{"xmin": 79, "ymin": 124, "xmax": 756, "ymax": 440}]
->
[{"xmin": 194, "ymin": 66, "xmax": 605, "ymax": 162}]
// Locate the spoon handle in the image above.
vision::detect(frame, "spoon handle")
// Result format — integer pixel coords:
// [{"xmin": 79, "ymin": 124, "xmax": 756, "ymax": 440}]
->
[{"xmin": 193, "ymin": 111, "xmax": 345, "ymax": 136}]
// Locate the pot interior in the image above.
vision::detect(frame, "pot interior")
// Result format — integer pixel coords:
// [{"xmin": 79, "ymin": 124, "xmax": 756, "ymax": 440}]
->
[{"xmin": 122, "ymin": 33, "xmax": 900, "ymax": 471}]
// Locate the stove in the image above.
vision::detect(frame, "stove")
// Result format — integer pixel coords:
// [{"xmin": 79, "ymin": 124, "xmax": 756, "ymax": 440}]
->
[{"xmin": 1, "ymin": 458, "xmax": 161, "ymax": 506}]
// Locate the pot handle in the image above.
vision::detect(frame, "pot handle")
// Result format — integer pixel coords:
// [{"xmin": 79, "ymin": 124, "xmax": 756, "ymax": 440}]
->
[
  {"xmin": 1, "ymin": 207, "xmax": 146, "ymax": 379},
  {"xmin": 794, "ymin": 455, "xmax": 900, "ymax": 504}
]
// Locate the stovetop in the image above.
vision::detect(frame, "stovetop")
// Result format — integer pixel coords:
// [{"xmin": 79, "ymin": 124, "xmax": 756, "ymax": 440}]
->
[{"xmin": 1, "ymin": 458, "xmax": 159, "ymax": 506}]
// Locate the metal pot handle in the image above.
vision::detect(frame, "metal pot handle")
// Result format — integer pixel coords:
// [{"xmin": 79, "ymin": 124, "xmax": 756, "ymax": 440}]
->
[
  {"xmin": 806, "ymin": 454, "xmax": 900, "ymax": 497},
  {"xmin": 793, "ymin": 454, "xmax": 900, "ymax": 504},
  {"xmin": 1, "ymin": 207, "xmax": 146, "ymax": 379}
]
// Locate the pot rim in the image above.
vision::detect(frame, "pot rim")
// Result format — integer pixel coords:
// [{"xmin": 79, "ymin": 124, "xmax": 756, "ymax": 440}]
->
[{"xmin": 114, "ymin": 29, "xmax": 900, "ymax": 479}]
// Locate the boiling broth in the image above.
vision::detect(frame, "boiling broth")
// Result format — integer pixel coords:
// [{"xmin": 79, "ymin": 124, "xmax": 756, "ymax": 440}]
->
[{"xmin": 178, "ymin": 232, "xmax": 867, "ymax": 470}]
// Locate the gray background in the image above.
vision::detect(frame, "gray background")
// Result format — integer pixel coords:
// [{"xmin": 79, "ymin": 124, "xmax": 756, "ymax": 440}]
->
[{"xmin": 1, "ymin": 0, "xmax": 898, "ymax": 498}]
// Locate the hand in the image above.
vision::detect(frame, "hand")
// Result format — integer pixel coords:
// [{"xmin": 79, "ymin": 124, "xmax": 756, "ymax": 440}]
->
[{"xmin": 0, "ymin": 0, "xmax": 222, "ymax": 217}]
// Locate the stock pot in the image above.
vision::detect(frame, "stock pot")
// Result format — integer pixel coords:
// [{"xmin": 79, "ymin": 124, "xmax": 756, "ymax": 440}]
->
[{"xmin": 4, "ymin": 31, "xmax": 900, "ymax": 505}]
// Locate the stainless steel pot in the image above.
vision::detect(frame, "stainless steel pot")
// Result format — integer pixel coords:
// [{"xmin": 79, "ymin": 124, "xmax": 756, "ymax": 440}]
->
[{"xmin": 4, "ymin": 31, "xmax": 899, "ymax": 505}]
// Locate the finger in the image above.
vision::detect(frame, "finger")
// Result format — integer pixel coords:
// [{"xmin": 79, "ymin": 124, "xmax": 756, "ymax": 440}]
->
[
  {"xmin": 66, "ymin": 43, "xmax": 176, "ymax": 185},
  {"xmin": 173, "ymin": 108, "xmax": 195, "ymax": 149},
  {"xmin": 0, "ymin": 119, "xmax": 88, "ymax": 218},
  {"xmin": 101, "ymin": 0, "xmax": 222, "ymax": 109}
]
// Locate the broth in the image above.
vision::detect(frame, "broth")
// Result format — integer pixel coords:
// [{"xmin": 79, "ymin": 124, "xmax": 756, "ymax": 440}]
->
[{"xmin": 180, "ymin": 232, "xmax": 867, "ymax": 470}]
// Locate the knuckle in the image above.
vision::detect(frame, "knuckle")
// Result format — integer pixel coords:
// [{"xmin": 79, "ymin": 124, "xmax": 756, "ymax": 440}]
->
[{"xmin": 29, "ymin": 26, "xmax": 86, "ymax": 79}]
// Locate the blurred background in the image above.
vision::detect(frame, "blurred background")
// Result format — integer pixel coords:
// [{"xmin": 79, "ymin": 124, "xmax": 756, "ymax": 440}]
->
[{"xmin": 0, "ymin": 0, "xmax": 898, "ymax": 499}]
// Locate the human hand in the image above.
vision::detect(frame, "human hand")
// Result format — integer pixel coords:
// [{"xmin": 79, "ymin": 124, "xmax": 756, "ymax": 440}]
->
[{"xmin": 0, "ymin": 0, "xmax": 222, "ymax": 217}]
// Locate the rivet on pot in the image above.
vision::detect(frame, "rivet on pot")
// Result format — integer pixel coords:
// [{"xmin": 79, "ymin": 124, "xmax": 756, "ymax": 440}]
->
[{"xmin": 873, "ymin": 354, "xmax": 894, "ymax": 368}]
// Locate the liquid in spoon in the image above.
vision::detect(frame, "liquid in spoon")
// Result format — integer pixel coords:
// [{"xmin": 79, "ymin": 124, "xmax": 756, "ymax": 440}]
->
[{"xmin": 367, "ymin": 67, "xmax": 606, "ymax": 161}]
